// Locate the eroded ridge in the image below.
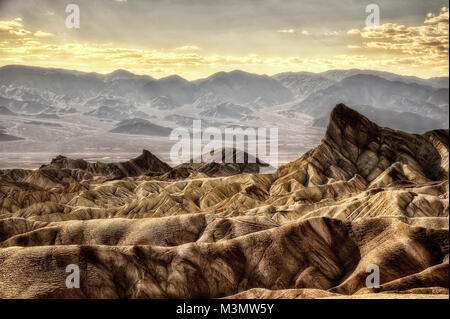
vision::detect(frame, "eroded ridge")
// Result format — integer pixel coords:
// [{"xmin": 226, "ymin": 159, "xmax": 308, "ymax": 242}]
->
[{"xmin": 0, "ymin": 104, "xmax": 448, "ymax": 298}]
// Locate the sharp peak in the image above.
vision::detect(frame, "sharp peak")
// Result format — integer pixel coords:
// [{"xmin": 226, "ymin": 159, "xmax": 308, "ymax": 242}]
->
[
  {"xmin": 138, "ymin": 149, "xmax": 163, "ymax": 161},
  {"xmin": 329, "ymin": 103, "xmax": 376, "ymax": 126},
  {"xmin": 141, "ymin": 149, "xmax": 154, "ymax": 156},
  {"xmin": 52, "ymin": 154, "xmax": 68, "ymax": 160},
  {"xmin": 325, "ymin": 104, "xmax": 380, "ymax": 145},
  {"xmin": 47, "ymin": 154, "xmax": 73, "ymax": 167},
  {"xmin": 136, "ymin": 149, "xmax": 171, "ymax": 169}
]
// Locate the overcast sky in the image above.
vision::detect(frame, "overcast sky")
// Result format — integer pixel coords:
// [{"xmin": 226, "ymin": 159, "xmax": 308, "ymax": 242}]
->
[{"xmin": 0, "ymin": 0, "xmax": 448, "ymax": 79}]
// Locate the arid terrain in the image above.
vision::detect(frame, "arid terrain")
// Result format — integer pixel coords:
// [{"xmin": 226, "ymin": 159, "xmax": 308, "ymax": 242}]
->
[{"xmin": 0, "ymin": 104, "xmax": 448, "ymax": 299}]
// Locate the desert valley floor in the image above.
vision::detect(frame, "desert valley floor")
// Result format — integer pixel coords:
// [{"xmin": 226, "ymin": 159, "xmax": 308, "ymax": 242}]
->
[{"xmin": 0, "ymin": 104, "xmax": 448, "ymax": 299}]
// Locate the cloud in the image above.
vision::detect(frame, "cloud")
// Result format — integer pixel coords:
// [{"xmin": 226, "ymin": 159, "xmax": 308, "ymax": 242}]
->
[
  {"xmin": 346, "ymin": 7, "xmax": 448, "ymax": 73},
  {"xmin": 276, "ymin": 29, "xmax": 310, "ymax": 35},
  {"xmin": 277, "ymin": 29, "xmax": 295, "ymax": 33},
  {"xmin": 323, "ymin": 31, "xmax": 340, "ymax": 36},
  {"xmin": 174, "ymin": 45, "xmax": 202, "ymax": 52},
  {"xmin": 0, "ymin": 10, "xmax": 448, "ymax": 79},
  {"xmin": 347, "ymin": 29, "xmax": 360, "ymax": 35},
  {"xmin": 34, "ymin": 31, "xmax": 53, "ymax": 38},
  {"xmin": 0, "ymin": 18, "xmax": 30, "ymax": 35},
  {"xmin": 0, "ymin": 18, "xmax": 32, "ymax": 41},
  {"xmin": 425, "ymin": 7, "xmax": 449, "ymax": 25}
]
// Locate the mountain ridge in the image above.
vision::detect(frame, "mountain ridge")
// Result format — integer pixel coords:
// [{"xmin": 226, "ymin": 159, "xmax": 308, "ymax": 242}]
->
[{"xmin": 1, "ymin": 65, "xmax": 447, "ymax": 135}]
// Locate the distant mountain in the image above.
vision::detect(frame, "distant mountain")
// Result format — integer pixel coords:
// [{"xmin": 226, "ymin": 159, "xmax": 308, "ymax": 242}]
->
[
  {"xmin": 272, "ymin": 72, "xmax": 336, "ymax": 100},
  {"xmin": 142, "ymin": 75, "xmax": 197, "ymax": 107},
  {"xmin": 103, "ymin": 69, "xmax": 151, "ymax": 82},
  {"xmin": 110, "ymin": 118, "xmax": 172, "ymax": 136},
  {"xmin": 0, "ymin": 65, "xmax": 105, "ymax": 98},
  {"xmin": 312, "ymin": 104, "xmax": 446, "ymax": 134},
  {"xmin": 1, "ymin": 66, "xmax": 447, "ymax": 108},
  {"xmin": 199, "ymin": 102, "xmax": 254, "ymax": 120},
  {"xmin": 319, "ymin": 69, "xmax": 449, "ymax": 89},
  {"xmin": 0, "ymin": 65, "xmax": 448, "ymax": 135},
  {"xmin": 0, "ymin": 96, "xmax": 48, "ymax": 114},
  {"xmin": 163, "ymin": 114, "xmax": 221, "ymax": 128},
  {"xmin": 0, "ymin": 65, "xmax": 154, "ymax": 95},
  {"xmin": 427, "ymin": 77, "xmax": 449, "ymax": 89},
  {"xmin": 0, "ymin": 65, "xmax": 153, "ymax": 111},
  {"xmin": 164, "ymin": 114, "xmax": 198, "ymax": 126},
  {"xmin": 84, "ymin": 105, "xmax": 148, "ymax": 121},
  {"xmin": 195, "ymin": 70, "xmax": 293, "ymax": 105},
  {"xmin": 291, "ymin": 74, "xmax": 449, "ymax": 127},
  {"xmin": 192, "ymin": 92, "xmax": 224, "ymax": 109},
  {"xmin": 84, "ymin": 95, "xmax": 131, "ymax": 109},
  {"xmin": 150, "ymin": 96, "xmax": 174, "ymax": 109},
  {"xmin": 142, "ymin": 70, "xmax": 294, "ymax": 108},
  {"xmin": 85, "ymin": 105, "xmax": 130, "ymax": 121}
]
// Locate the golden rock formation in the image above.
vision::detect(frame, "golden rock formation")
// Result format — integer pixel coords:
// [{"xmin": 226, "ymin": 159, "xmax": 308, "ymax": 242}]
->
[{"xmin": 0, "ymin": 104, "xmax": 448, "ymax": 298}]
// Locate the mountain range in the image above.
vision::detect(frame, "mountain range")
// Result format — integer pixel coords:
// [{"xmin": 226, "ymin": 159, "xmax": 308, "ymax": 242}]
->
[
  {"xmin": 0, "ymin": 65, "xmax": 448, "ymax": 171},
  {"xmin": 0, "ymin": 65, "xmax": 448, "ymax": 134}
]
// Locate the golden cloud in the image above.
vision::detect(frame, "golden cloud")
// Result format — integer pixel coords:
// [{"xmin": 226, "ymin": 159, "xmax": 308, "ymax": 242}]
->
[
  {"xmin": 347, "ymin": 7, "xmax": 449, "ymax": 73},
  {"xmin": 174, "ymin": 45, "xmax": 202, "ymax": 52},
  {"xmin": 0, "ymin": 13, "xmax": 448, "ymax": 79},
  {"xmin": 277, "ymin": 29, "xmax": 295, "ymax": 33},
  {"xmin": 33, "ymin": 31, "xmax": 53, "ymax": 38}
]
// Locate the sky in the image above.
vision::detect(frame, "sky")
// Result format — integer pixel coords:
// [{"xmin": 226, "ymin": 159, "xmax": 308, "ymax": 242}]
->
[{"xmin": 0, "ymin": 0, "xmax": 448, "ymax": 79}]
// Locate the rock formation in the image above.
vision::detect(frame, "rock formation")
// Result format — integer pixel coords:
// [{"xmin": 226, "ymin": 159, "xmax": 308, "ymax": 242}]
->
[{"xmin": 0, "ymin": 104, "xmax": 448, "ymax": 299}]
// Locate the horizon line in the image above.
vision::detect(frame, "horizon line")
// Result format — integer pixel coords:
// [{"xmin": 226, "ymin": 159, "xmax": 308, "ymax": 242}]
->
[{"xmin": 1, "ymin": 64, "xmax": 447, "ymax": 82}]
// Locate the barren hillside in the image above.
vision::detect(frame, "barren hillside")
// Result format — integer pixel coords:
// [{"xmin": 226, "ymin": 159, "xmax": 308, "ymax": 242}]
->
[{"xmin": 0, "ymin": 104, "xmax": 448, "ymax": 299}]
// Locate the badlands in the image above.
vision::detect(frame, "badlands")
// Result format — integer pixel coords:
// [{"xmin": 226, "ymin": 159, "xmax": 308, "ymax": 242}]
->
[{"xmin": 0, "ymin": 104, "xmax": 448, "ymax": 299}]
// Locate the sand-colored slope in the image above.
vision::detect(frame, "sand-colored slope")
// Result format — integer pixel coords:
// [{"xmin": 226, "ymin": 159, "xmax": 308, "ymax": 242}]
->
[
  {"xmin": 0, "ymin": 104, "xmax": 448, "ymax": 298},
  {"xmin": 0, "ymin": 216, "xmax": 447, "ymax": 298}
]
